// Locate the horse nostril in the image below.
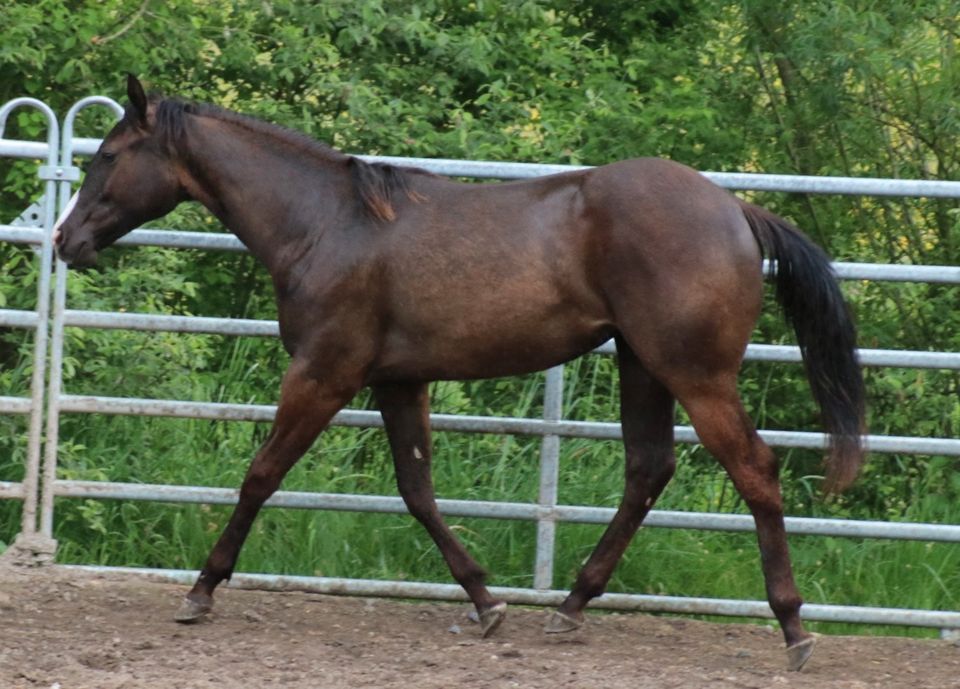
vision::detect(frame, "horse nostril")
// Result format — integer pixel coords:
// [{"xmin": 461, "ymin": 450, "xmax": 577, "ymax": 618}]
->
[{"xmin": 53, "ymin": 229, "xmax": 63, "ymax": 246}]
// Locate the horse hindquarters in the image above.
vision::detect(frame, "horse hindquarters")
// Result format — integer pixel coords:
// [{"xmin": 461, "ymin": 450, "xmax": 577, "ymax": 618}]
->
[{"xmin": 581, "ymin": 169, "xmax": 819, "ymax": 669}]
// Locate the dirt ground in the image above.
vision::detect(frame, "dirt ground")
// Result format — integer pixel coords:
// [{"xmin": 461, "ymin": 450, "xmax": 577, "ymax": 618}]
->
[{"xmin": 1, "ymin": 562, "xmax": 958, "ymax": 689}]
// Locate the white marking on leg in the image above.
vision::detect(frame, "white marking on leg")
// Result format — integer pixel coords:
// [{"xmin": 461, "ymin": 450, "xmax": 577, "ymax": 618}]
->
[{"xmin": 413, "ymin": 446, "xmax": 424, "ymax": 460}]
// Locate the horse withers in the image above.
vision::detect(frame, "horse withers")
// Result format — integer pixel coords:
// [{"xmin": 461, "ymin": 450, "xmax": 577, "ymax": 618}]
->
[{"xmin": 54, "ymin": 76, "xmax": 866, "ymax": 671}]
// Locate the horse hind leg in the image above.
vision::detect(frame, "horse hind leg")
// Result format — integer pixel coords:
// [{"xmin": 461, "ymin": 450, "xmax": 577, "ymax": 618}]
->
[
  {"xmin": 547, "ymin": 337, "xmax": 676, "ymax": 632},
  {"xmin": 675, "ymin": 375, "xmax": 815, "ymax": 671},
  {"xmin": 374, "ymin": 382, "xmax": 507, "ymax": 637}
]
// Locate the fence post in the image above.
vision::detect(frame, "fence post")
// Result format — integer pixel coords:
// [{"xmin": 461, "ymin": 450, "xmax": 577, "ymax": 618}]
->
[
  {"xmin": 534, "ymin": 365, "xmax": 564, "ymax": 590},
  {"xmin": 0, "ymin": 99, "xmax": 60, "ymax": 555}
]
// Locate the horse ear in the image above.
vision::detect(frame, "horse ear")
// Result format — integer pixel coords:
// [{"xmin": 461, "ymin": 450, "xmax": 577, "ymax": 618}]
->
[{"xmin": 126, "ymin": 74, "xmax": 148, "ymax": 125}]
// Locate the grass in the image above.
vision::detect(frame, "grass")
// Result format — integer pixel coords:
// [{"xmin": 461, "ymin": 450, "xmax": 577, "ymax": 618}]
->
[{"xmin": 0, "ymin": 330, "xmax": 33, "ymax": 550}]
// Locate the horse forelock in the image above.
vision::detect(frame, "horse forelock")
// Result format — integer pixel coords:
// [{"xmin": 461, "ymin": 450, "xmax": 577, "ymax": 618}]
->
[{"xmin": 153, "ymin": 98, "xmax": 190, "ymax": 145}]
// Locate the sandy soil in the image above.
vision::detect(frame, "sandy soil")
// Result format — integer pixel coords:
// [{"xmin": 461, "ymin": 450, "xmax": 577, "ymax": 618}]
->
[{"xmin": 0, "ymin": 562, "xmax": 957, "ymax": 689}]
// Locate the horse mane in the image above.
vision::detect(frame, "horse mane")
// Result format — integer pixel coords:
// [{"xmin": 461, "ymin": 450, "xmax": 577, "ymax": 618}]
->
[
  {"xmin": 149, "ymin": 97, "xmax": 429, "ymax": 222},
  {"xmin": 347, "ymin": 157, "xmax": 427, "ymax": 222}
]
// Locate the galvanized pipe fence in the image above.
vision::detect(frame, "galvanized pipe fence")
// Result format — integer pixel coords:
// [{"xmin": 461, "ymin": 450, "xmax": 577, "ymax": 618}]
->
[{"xmin": 1, "ymin": 95, "xmax": 959, "ymax": 635}]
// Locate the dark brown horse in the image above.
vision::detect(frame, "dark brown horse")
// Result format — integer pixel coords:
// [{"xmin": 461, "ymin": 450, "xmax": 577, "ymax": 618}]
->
[{"xmin": 55, "ymin": 76, "xmax": 865, "ymax": 671}]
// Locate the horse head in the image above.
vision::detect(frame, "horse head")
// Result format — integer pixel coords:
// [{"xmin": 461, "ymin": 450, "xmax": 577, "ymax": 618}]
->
[{"xmin": 54, "ymin": 75, "xmax": 184, "ymax": 267}]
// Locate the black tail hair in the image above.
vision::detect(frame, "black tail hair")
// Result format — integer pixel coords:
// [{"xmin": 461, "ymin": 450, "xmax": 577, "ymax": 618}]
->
[{"xmin": 740, "ymin": 201, "xmax": 866, "ymax": 492}]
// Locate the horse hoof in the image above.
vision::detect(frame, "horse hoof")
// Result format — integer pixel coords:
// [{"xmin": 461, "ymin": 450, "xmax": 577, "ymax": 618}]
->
[
  {"xmin": 479, "ymin": 602, "xmax": 508, "ymax": 638},
  {"xmin": 174, "ymin": 595, "xmax": 212, "ymax": 623},
  {"xmin": 786, "ymin": 636, "xmax": 816, "ymax": 671},
  {"xmin": 544, "ymin": 610, "xmax": 583, "ymax": 634}
]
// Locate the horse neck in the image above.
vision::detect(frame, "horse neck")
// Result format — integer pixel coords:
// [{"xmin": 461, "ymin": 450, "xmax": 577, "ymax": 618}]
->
[{"xmin": 177, "ymin": 116, "xmax": 351, "ymax": 271}]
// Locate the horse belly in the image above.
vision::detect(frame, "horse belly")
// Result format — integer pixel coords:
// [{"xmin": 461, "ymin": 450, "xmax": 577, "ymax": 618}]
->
[{"xmin": 371, "ymin": 303, "xmax": 612, "ymax": 383}]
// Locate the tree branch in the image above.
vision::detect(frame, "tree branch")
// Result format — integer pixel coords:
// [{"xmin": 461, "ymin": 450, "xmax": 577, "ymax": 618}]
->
[{"xmin": 91, "ymin": 0, "xmax": 152, "ymax": 46}]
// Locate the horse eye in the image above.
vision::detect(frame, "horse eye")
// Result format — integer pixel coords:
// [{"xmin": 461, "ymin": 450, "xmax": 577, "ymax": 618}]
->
[{"xmin": 101, "ymin": 151, "xmax": 117, "ymax": 162}]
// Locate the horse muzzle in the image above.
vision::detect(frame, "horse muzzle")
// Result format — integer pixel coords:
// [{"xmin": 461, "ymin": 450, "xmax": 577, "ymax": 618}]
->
[
  {"xmin": 54, "ymin": 235, "xmax": 99, "ymax": 268},
  {"xmin": 52, "ymin": 191, "xmax": 100, "ymax": 267}
]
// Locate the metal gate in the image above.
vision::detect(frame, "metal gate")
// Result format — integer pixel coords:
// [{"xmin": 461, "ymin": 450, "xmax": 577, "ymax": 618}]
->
[{"xmin": 2, "ymin": 94, "xmax": 959, "ymax": 635}]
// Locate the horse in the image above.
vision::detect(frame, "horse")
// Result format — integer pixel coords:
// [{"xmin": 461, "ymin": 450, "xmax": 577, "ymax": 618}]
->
[{"xmin": 54, "ymin": 75, "xmax": 865, "ymax": 671}]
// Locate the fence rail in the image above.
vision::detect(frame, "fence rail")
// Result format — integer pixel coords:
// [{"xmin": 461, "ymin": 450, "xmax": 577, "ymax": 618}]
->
[
  {"xmin": 51, "ymin": 479, "xmax": 960, "ymax": 542},
  {"xmin": 60, "ymin": 564, "xmax": 960, "ymax": 630},
  {"xmin": 52, "ymin": 308, "xmax": 960, "ymax": 370},
  {"xmin": 1, "ymin": 94, "xmax": 958, "ymax": 634},
  {"xmin": 54, "ymin": 394, "xmax": 960, "ymax": 458}
]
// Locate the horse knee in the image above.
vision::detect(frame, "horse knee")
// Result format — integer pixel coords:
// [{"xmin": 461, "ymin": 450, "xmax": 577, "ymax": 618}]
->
[
  {"xmin": 401, "ymin": 494, "xmax": 436, "ymax": 523},
  {"xmin": 625, "ymin": 448, "xmax": 676, "ymax": 495},
  {"xmin": 651, "ymin": 452, "xmax": 677, "ymax": 487},
  {"xmin": 768, "ymin": 587, "xmax": 804, "ymax": 622},
  {"xmin": 239, "ymin": 467, "xmax": 282, "ymax": 503}
]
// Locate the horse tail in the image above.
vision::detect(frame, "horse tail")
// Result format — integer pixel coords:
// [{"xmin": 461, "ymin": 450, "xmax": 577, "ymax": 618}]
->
[{"xmin": 739, "ymin": 201, "xmax": 866, "ymax": 492}]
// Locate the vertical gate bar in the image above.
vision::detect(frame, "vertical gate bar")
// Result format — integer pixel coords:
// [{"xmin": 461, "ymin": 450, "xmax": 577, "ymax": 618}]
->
[
  {"xmin": 41, "ymin": 210, "xmax": 68, "ymax": 538},
  {"xmin": 23, "ymin": 141, "xmax": 58, "ymax": 536},
  {"xmin": 0, "ymin": 99, "xmax": 60, "ymax": 537},
  {"xmin": 534, "ymin": 365, "xmax": 564, "ymax": 590},
  {"xmin": 40, "ymin": 97, "xmax": 125, "ymax": 537}
]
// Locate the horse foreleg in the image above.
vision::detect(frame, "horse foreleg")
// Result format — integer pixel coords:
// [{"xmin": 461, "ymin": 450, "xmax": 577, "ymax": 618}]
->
[
  {"xmin": 548, "ymin": 338, "xmax": 676, "ymax": 632},
  {"xmin": 175, "ymin": 357, "xmax": 360, "ymax": 622},
  {"xmin": 374, "ymin": 382, "xmax": 507, "ymax": 637}
]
